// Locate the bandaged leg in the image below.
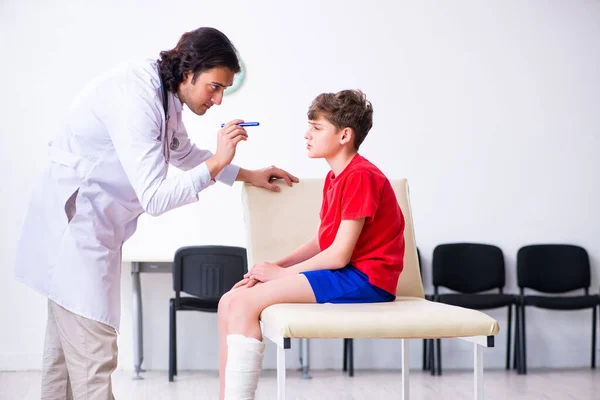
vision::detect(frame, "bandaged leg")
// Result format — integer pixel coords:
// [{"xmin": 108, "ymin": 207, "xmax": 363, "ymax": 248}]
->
[{"xmin": 224, "ymin": 334, "xmax": 265, "ymax": 400}]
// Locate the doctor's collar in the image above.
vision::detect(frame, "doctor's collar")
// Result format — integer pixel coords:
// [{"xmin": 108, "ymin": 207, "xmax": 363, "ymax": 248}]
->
[{"xmin": 173, "ymin": 93, "xmax": 183, "ymax": 113}]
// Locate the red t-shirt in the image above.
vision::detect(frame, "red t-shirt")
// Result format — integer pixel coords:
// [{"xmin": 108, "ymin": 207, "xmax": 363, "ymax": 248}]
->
[{"xmin": 318, "ymin": 154, "xmax": 405, "ymax": 295}]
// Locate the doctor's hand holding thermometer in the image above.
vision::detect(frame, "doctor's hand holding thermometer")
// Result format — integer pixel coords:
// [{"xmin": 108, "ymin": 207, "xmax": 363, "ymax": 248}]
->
[
  {"xmin": 212, "ymin": 119, "xmax": 298, "ymax": 192},
  {"xmin": 206, "ymin": 119, "xmax": 249, "ymax": 178}
]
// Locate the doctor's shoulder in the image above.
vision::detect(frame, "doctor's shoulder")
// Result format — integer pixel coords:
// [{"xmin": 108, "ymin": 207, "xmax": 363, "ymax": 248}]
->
[
  {"xmin": 95, "ymin": 59, "xmax": 161, "ymax": 97},
  {"xmin": 74, "ymin": 59, "xmax": 162, "ymax": 116},
  {"xmin": 64, "ymin": 59, "xmax": 163, "ymax": 130}
]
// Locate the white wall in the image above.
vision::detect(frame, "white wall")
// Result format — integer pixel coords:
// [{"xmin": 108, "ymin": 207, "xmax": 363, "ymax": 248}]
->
[{"xmin": 1, "ymin": 0, "xmax": 599, "ymax": 372}]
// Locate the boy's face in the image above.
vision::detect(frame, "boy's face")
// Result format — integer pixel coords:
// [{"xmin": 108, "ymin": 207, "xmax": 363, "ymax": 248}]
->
[{"xmin": 305, "ymin": 115, "xmax": 346, "ymax": 159}]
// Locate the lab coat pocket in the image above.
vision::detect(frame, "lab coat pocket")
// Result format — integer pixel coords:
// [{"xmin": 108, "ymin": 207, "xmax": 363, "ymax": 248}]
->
[
  {"xmin": 47, "ymin": 142, "xmax": 92, "ymax": 177},
  {"xmin": 91, "ymin": 191, "xmax": 136, "ymax": 251},
  {"xmin": 47, "ymin": 143, "xmax": 91, "ymax": 225}
]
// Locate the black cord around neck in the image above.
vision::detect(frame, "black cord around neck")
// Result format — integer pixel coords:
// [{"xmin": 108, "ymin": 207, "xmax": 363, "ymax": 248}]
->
[{"xmin": 157, "ymin": 60, "xmax": 169, "ymax": 123}]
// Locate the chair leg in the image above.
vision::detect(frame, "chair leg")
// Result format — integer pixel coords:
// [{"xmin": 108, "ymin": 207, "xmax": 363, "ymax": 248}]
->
[
  {"xmin": 474, "ymin": 342, "xmax": 484, "ymax": 400},
  {"xmin": 592, "ymin": 305, "xmax": 597, "ymax": 369},
  {"xmin": 506, "ymin": 304, "xmax": 512, "ymax": 370},
  {"xmin": 429, "ymin": 339, "xmax": 435, "ymax": 376},
  {"xmin": 348, "ymin": 339, "xmax": 354, "ymax": 377},
  {"xmin": 343, "ymin": 339, "xmax": 348, "ymax": 372},
  {"xmin": 422, "ymin": 339, "xmax": 429, "ymax": 371},
  {"xmin": 402, "ymin": 339, "xmax": 410, "ymax": 400},
  {"xmin": 513, "ymin": 303, "xmax": 520, "ymax": 371},
  {"xmin": 436, "ymin": 338, "xmax": 442, "ymax": 376},
  {"xmin": 173, "ymin": 309, "xmax": 178, "ymax": 377},
  {"xmin": 169, "ymin": 299, "xmax": 176, "ymax": 382},
  {"xmin": 521, "ymin": 304, "xmax": 528, "ymax": 374},
  {"xmin": 277, "ymin": 345, "xmax": 286, "ymax": 400},
  {"xmin": 300, "ymin": 339, "xmax": 311, "ymax": 380}
]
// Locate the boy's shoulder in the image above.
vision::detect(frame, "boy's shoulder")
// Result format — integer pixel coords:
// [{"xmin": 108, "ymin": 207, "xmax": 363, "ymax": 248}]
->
[
  {"xmin": 345, "ymin": 155, "xmax": 388, "ymax": 183},
  {"xmin": 324, "ymin": 154, "xmax": 391, "ymax": 193}
]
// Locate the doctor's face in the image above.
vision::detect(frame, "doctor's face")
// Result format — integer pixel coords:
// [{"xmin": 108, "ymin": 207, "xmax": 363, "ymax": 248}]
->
[{"xmin": 177, "ymin": 67, "xmax": 235, "ymax": 116}]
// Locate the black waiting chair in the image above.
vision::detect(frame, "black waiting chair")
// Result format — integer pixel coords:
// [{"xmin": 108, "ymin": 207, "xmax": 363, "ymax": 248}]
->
[
  {"xmin": 430, "ymin": 243, "xmax": 517, "ymax": 376},
  {"xmin": 169, "ymin": 246, "xmax": 247, "ymax": 382},
  {"xmin": 343, "ymin": 248, "xmax": 424, "ymax": 377},
  {"xmin": 516, "ymin": 244, "xmax": 598, "ymax": 374}
]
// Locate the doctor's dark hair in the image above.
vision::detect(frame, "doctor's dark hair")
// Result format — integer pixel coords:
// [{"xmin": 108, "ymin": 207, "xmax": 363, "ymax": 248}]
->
[
  {"xmin": 158, "ymin": 27, "xmax": 240, "ymax": 92},
  {"xmin": 308, "ymin": 89, "xmax": 373, "ymax": 150}
]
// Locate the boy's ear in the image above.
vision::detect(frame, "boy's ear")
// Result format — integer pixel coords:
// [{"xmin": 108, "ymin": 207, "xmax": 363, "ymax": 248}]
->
[{"xmin": 339, "ymin": 127, "xmax": 354, "ymax": 145}]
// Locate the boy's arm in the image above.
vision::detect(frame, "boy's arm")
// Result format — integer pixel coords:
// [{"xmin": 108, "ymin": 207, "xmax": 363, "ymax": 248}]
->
[
  {"xmin": 245, "ymin": 219, "xmax": 364, "ymax": 283},
  {"xmin": 274, "ymin": 229, "xmax": 321, "ymax": 268},
  {"xmin": 286, "ymin": 218, "xmax": 365, "ymax": 274}
]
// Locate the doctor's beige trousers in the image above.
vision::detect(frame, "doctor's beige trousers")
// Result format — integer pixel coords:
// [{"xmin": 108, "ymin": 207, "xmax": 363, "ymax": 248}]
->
[{"xmin": 41, "ymin": 299, "xmax": 118, "ymax": 400}]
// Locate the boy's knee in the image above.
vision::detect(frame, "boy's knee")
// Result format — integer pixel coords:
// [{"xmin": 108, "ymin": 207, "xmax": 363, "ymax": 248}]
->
[
  {"xmin": 227, "ymin": 292, "xmax": 256, "ymax": 319},
  {"xmin": 219, "ymin": 289, "xmax": 250, "ymax": 314},
  {"xmin": 218, "ymin": 291, "xmax": 232, "ymax": 311}
]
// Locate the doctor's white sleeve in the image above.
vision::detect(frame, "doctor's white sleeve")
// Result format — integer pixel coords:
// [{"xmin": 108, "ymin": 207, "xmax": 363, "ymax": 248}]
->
[{"xmin": 102, "ymin": 78, "xmax": 218, "ymax": 217}]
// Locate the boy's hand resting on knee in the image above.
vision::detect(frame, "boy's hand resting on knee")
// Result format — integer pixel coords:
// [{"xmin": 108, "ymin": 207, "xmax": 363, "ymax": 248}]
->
[
  {"xmin": 244, "ymin": 262, "xmax": 289, "ymax": 283},
  {"xmin": 232, "ymin": 277, "xmax": 261, "ymax": 290}
]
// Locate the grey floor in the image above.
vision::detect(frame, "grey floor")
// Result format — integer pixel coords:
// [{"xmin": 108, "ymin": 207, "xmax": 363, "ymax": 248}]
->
[{"xmin": 1, "ymin": 368, "xmax": 599, "ymax": 399}]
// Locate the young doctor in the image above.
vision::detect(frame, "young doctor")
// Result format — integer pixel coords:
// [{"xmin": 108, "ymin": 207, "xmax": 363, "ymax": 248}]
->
[{"xmin": 14, "ymin": 27, "xmax": 297, "ymax": 399}]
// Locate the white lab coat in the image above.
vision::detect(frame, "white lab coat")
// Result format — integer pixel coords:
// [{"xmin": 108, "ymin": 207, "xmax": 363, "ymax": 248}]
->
[{"xmin": 14, "ymin": 59, "xmax": 239, "ymax": 331}]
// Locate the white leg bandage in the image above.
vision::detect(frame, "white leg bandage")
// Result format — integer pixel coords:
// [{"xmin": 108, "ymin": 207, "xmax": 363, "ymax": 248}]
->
[{"xmin": 224, "ymin": 334, "xmax": 266, "ymax": 400}]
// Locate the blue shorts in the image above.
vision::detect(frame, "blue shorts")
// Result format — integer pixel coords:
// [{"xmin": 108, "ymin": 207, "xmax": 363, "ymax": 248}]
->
[{"xmin": 301, "ymin": 265, "xmax": 396, "ymax": 304}]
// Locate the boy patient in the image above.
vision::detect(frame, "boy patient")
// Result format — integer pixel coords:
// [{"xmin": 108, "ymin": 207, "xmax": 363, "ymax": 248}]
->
[{"xmin": 217, "ymin": 89, "xmax": 406, "ymax": 400}]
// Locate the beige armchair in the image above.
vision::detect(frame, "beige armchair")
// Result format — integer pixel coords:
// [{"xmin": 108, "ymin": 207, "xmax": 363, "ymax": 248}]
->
[{"xmin": 241, "ymin": 178, "xmax": 499, "ymax": 400}]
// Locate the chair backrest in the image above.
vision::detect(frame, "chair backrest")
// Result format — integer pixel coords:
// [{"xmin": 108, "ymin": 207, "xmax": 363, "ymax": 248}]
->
[
  {"xmin": 417, "ymin": 247, "xmax": 422, "ymax": 275},
  {"xmin": 432, "ymin": 243, "xmax": 505, "ymax": 293},
  {"xmin": 173, "ymin": 246, "xmax": 247, "ymax": 299},
  {"xmin": 517, "ymin": 244, "xmax": 590, "ymax": 293},
  {"xmin": 241, "ymin": 178, "xmax": 424, "ymax": 298}
]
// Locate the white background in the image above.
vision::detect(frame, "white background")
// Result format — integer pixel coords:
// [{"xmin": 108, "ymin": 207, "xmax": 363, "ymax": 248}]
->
[{"xmin": 1, "ymin": 0, "xmax": 599, "ymax": 372}]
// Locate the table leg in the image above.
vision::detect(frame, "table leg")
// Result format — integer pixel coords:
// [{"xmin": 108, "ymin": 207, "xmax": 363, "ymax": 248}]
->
[{"xmin": 132, "ymin": 262, "xmax": 144, "ymax": 380}]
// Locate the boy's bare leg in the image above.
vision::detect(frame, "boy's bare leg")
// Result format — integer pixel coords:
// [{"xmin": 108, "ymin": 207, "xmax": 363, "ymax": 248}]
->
[
  {"xmin": 218, "ymin": 285, "xmax": 254, "ymax": 400},
  {"xmin": 222, "ymin": 274, "xmax": 316, "ymax": 399},
  {"xmin": 227, "ymin": 274, "xmax": 316, "ymax": 340},
  {"xmin": 218, "ymin": 291, "xmax": 232, "ymax": 400}
]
